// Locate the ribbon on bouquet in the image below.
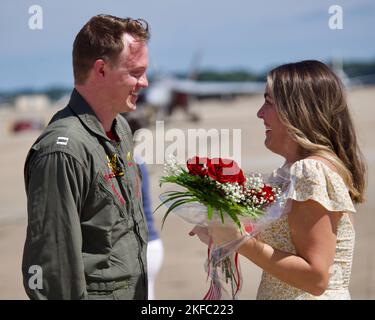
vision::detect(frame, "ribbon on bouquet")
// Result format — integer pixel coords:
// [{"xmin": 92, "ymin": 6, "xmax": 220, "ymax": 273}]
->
[{"xmin": 203, "ymin": 240, "xmax": 242, "ymax": 300}]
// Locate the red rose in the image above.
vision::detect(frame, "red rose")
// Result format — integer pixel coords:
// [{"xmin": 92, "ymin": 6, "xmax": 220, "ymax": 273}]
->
[
  {"xmin": 257, "ymin": 185, "xmax": 275, "ymax": 203},
  {"xmin": 187, "ymin": 156, "xmax": 210, "ymax": 177},
  {"xmin": 207, "ymin": 158, "xmax": 246, "ymax": 185}
]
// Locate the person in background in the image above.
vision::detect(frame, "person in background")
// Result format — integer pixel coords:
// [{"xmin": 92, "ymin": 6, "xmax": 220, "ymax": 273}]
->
[{"xmin": 126, "ymin": 115, "xmax": 164, "ymax": 300}]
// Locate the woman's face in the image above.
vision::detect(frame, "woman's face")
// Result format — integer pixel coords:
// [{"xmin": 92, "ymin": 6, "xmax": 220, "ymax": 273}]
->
[{"xmin": 257, "ymin": 85, "xmax": 299, "ymax": 161}]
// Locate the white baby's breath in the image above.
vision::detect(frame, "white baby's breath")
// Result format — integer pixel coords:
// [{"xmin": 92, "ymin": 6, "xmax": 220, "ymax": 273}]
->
[
  {"xmin": 161, "ymin": 157, "xmax": 283, "ymax": 222},
  {"xmin": 164, "ymin": 155, "xmax": 183, "ymax": 176}
]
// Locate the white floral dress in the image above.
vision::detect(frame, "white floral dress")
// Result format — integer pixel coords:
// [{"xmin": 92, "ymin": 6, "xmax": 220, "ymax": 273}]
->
[{"xmin": 256, "ymin": 159, "xmax": 356, "ymax": 300}]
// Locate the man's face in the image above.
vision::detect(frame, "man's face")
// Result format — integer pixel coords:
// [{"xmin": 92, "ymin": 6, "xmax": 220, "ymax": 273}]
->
[{"xmin": 105, "ymin": 34, "xmax": 149, "ymax": 113}]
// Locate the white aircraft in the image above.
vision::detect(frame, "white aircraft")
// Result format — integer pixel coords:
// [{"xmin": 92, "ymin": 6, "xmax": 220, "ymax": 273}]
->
[
  {"xmin": 140, "ymin": 75, "xmax": 265, "ymax": 121},
  {"xmin": 145, "ymin": 76, "xmax": 264, "ymax": 103},
  {"xmin": 138, "ymin": 51, "xmax": 266, "ymax": 121}
]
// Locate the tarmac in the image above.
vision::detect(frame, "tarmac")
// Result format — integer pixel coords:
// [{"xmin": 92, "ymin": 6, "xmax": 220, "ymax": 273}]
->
[{"xmin": 0, "ymin": 87, "xmax": 374, "ymax": 299}]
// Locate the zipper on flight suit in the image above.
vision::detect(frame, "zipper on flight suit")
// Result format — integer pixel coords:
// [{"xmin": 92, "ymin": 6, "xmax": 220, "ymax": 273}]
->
[
  {"xmin": 97, "ymin": 135, "xmax": 147, "ymax": 297},
  {"xmin": 113, "ymin": 142, "xmax": 147, "ymax": 296}
]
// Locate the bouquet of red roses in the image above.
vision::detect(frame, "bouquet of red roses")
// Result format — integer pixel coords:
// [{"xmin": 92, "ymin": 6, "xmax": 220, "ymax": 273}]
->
[{"xmin": 155, "ymin": 155, "xmax": 283, "ymax": 299}]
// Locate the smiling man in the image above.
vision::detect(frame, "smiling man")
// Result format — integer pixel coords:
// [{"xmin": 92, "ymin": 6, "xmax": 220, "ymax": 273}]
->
[{"xmin": 22, "ymin": 15, "xmax": 150, "ymax": 300}]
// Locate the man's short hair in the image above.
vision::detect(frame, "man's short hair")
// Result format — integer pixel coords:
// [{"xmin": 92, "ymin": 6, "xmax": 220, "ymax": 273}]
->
[{"xmin": 73, "ymin": 14, "xmax": 150, "ymax": 85}]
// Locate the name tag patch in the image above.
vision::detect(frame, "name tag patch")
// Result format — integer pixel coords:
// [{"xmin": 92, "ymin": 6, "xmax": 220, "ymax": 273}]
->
[{"xmin": 56, "ymin": 137, "xmax": 69, "ymax": 145}]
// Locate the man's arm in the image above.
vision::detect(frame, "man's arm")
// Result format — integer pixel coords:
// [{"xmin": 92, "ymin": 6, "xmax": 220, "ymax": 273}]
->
[{"xmin": 22, "ymin": 151, "xmax": 89, "ymax": 299}]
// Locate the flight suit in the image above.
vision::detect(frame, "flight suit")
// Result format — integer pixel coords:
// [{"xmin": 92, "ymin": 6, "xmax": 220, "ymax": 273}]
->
[{"xmin": 22, "ymin": 89, "xmax": 148, "ymax": 299}]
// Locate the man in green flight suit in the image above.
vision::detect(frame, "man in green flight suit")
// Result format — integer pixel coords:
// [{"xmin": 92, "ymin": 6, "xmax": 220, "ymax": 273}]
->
[{"xmin": 22, "ymin": 14, "xmax": 150, "ymax": 300}]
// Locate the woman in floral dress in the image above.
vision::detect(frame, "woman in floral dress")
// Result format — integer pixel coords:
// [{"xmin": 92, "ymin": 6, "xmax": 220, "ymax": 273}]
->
[{"xmin": 191, "ymin": 60, "xmax": 366, "ymax": 299}]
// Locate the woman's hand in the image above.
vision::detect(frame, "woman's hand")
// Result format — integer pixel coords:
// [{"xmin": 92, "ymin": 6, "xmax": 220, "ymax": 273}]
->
[
  {"xmin": 189, "ymin": 222, "xmax": 246, "ymax": 246},
  {"xmin": 189, "ymin": 226, "xmax": 211, "ymax": 246},
  {"xmin": 209, "ymin": 222, "xmax": 245, "ymax": 245}
]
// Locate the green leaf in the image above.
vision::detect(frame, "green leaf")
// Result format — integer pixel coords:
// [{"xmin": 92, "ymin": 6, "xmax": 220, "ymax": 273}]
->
[
  {"xmin": 218, "ymin": 208, "xmax": 225, "ymax": 224},
  {"xmin": 225, "ymin": 209, "xmax": 242, "ymax": 229},
  {"xmin": 207, "ymin": 204, "xmax": 213, "ymax": 220},
  {"xmin": 153, "ymin": 193, "xmax": 193, "ymax": 214},
  {"xmin": 161, "ymin": 198, "xmax": 198, "ymax": 230}
]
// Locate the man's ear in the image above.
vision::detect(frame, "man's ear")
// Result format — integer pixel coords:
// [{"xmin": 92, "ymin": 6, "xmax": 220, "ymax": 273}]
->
[{"xmin": 92, "ymin": 59, "xmax": 106, "ymax": 79}]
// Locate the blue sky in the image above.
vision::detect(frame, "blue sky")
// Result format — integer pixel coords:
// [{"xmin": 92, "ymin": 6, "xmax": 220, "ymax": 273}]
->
[{"xmin": 1, "ymin": 0, "xmax": 374, "ymax": 90}]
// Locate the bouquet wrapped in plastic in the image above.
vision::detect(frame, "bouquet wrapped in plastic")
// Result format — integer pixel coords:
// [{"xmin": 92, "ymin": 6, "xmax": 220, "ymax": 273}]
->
[{"xmin": 155, "ymin": 155, "xmax": 285, "ymax": 300}]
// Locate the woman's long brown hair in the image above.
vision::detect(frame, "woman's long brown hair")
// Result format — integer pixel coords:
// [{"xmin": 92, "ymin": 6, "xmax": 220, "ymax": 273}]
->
[{"xmin": 268, "ymin": 60, "xmax": 366, "ymax": 203}]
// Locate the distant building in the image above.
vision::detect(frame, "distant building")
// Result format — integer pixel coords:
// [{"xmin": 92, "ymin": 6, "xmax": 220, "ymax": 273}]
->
[{"xmin": 15, "ymin": 94, "xmax": 50, "ymax": 112}]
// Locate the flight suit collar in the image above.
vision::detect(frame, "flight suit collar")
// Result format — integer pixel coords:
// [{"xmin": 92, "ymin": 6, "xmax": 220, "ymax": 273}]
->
[{"xmin": 68, "ymin": 88, "xmax": 122, "ymax": 141}]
